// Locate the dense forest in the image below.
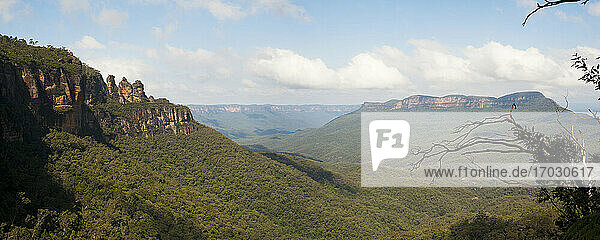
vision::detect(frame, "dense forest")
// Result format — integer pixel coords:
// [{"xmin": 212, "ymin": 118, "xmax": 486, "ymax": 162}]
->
[{"xmin": 0, "ymin": 127, "xmax": 558, "ymax": 239}]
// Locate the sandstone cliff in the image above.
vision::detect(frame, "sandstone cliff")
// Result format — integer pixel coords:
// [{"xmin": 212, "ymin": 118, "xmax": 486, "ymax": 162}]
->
[
  {"xmin": 88, "ymin": 75, "xmax": 200, "ymax": 138},
  {"xmin": 0, "ymin": 58, "xmax": 105, "ymax": 141},
  {"xmin": 0, "ymin": 35, "xmax": 200, "ymax": 142},
  {"xmin": 93, "ymin": 103, "xmax": 200, "ymax": 137}
]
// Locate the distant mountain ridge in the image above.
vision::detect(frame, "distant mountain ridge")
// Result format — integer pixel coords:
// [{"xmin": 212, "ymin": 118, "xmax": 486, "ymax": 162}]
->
[
  {"xmin": 361, "ymin": 91, "xmax": 558, "ymax": 112},
  {"xmin": 189, "ymin": 104, "xmax": 359, "ymax": 114},
  {"xmin": 188, "ymin": 104, "xmax": 360, "ymax": 139}
]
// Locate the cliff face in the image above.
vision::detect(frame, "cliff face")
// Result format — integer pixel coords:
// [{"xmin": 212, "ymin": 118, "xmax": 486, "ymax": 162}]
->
[
  {"xmin": 0, "ymin": 55, "xmax": 199, "ymax": 142},
  {"xmin": 87, "ymin": 75, "xmax": 199, "ymax": 138},
  {"xmin": 361, "ymin": 92, "xmax": 558, "ymax": 112},
  {"xmin": 93, "ymin": 104, "xmax": 200, "ymax": 137},
  {"xmin": 0, "ymin": 59, "xmax": 105, "ymax": 141}
]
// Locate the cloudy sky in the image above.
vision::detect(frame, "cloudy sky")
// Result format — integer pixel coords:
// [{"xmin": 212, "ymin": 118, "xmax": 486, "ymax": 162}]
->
[{"xmin": 2, "ymin": 0, "xmax": 600, "ymax": 106}]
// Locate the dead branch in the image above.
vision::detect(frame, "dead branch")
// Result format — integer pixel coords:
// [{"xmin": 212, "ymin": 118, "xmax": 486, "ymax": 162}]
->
[{"xmin": 522, "ymin": 0, "xmax": 590, "ymax": 26}]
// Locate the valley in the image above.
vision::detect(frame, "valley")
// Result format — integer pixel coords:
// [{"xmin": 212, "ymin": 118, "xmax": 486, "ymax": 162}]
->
[{"xmin": 188, "ymin": 104, "xmax": 359, "ymax": 139}]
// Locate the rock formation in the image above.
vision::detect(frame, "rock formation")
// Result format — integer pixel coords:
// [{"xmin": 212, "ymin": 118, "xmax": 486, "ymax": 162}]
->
[
  {"xmin": 114, "ymin": 77, "xmax": 150, "ymax": 103},
  {"xmin": 106, "ymin": 75, "xmax": 118, "ymax": 96},
  {"xmin": 118, "ymin": 77, "xmax": 133, "ymax": 103},
  {"xmin": 132, "ymin": 80, "xmax": 148, "ymax": 103},
  {"xmin": 0, "ymin": 60, "xmax": 200, "ymax": 142},
  {"xmin": 94, "ymin": 105, "xmax": 200, "ymax": 137},
  {"xmin": 0, "ymin": 59, "xmax": 105, "ymax": 141}
]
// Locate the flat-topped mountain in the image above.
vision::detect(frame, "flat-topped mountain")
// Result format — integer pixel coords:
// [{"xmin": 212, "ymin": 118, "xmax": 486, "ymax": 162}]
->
[{"xmin": 360, "ymin": 91, "xmax": 558, "ymax": 112}]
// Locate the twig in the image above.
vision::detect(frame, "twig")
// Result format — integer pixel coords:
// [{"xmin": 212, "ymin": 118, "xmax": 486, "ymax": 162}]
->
[{"xmin": 522, "ymin": 0, "xmax": 590, "ymax": 26}]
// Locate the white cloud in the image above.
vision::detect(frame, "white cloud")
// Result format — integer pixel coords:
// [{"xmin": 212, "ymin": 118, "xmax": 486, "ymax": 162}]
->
[
  {"xmin": 0, "ymin": 0, "xmax": 17, "ymax": 21},
  {"xmin": 153, "ymin": 45, "xmax": 239, "ymax": 80},
  {"xmin": 165, "ymin": 44, "xmax": 219, "ymax": 66},
  {"xmin": 151, "ymin": 22, "xmax": 178, "ymax": 40},
  {"xmin": 408, "ymin": 39, "xmax": 448, "ymax": 52},
  {"xmin": 588, "ymin": 2, "xmax": 600, "ymax": 16},
  {"xmin": 374, "ymin": 40, "xmax": 587, "ymax": 88},
  {"xmin": 0, "ymin": 0, "xmax": 30, "ymax": 21},
  {"xmin": 248, "ymin": 47, "xmax": 411, "ymax": 89},
  {"xmin": 86, "ymin": 57, "xmax": 155, "ymax": 81},
  {"xmin": 464, "ymin": 42, "xmax": 569, "ymax": 84},
  {"xmin": 73, "ymin": 36, "xmax": 105, "ymax": 49},
  {"xmin": 59, "ymin": 0, "xmax": 89, "ymax": 13},
  {"xmin": 172, "ymin": 0, "xmax": 310, "ymax": 21},
  {"xmin": 145, "ymin": 49, "xmax": 159, "ymax": 59},
  {"xmin": 554, "ymin": 10, "xmax": 583, "ymax": 23},
  {"xmin": 174, "ymin": 0, "xmax": 246, "ymax": 20},
  {"xmin": 242, "ymin": 79, "xmax": 258, "ymax": 88},
  {"xmin": 250, "ymin": 0, "xmax": 311, "ymax": 22},
  {"xmin": 248, "ymin": 41, "xmax": 597, "ymax": 91},
  {"xmin": 516, "ymin": 0, "xmax": 537, "ymax": 9},
  {"xmin": 128, "ymin": 0, "xmax": 167, "ymax": 4},
  {"xmin": 573, "ymin": 46, "xmax": 600, "ymax": 57},
  {"xmin": 338, "ymin": 53, "xmax": 411, "ymax": 89},
  {"xmin": 95, "ymin": 8, "xmax": 129, "ymax": 29},
  {"xmin": 202, "ymin": 0, "xmax": 245, "ymax": 20},
  {"xmin": 248, "ymin": 48, "xmax": 336, "ymax": 88},
  {"xmin": 412, "ymin": 45, "xmax": 475, "ymax": 83}
]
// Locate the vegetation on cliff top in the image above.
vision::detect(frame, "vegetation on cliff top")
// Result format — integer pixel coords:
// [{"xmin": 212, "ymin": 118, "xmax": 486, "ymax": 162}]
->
[{"xmin": 0, "ymin": 34, "xmax": 98, "ymax": 77}]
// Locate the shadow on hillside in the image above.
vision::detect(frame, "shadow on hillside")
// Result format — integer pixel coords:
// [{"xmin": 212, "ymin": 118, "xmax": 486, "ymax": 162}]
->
[
  {"xmin": 261, "ymin": 152, "xmax": 358, "ymax": 194},
  {"xmin": 0, "ymin": 137, "xmax": 81, "ymax": 233}
]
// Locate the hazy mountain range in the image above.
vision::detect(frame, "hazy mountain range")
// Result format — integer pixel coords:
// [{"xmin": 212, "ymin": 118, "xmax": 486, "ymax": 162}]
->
[{"xmin": 188, "ymin": 104, "xmax": 359, "ymax": 139}]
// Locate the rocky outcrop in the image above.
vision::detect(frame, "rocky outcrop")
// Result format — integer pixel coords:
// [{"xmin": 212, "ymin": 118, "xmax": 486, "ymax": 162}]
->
[
  {"xmin": 0, "ymin": 36, "xmax": 203, "ymax": 142},
  {"xmin": 0, "ymin": 58, "xmax": 105, "ymax": 141},
  {"xmin": 93, "ymin": 76, "xmax": 199, "ymax": 138},
  {"xmin": 106, "ymin": 75, "xmax": 118, "ymax": 96},
  {"xmin": 118, "ymin": 77, "xmax": 133, "ymax": 103},
  {"xmin": 116, "ymin": 77, "xmax": 150, "ymax": 103},
  {"xmin": 361, "ymin": 92, "xmax": 558, "ymax": 112},
  {"xmin": 94, "ymin": 105, "xmax": 201, "ymax": 138},
  {"xmin": 132, "ymin": 80, "xmax": 148, "ymax": 103},
  {"xmin": 1, "ymin": 59, "xmax": 198, "ymax": 142}
]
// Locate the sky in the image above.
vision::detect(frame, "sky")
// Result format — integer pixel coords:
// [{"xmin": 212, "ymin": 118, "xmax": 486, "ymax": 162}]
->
[{"xmin": 1, "ymin": 0, "xmax": 600, "ymax": 107}]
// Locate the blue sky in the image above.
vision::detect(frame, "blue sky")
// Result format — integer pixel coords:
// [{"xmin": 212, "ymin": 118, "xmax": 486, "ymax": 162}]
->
[{"xmin": 1, "ymin": 0, "xmax": 600, "ymax": 106}]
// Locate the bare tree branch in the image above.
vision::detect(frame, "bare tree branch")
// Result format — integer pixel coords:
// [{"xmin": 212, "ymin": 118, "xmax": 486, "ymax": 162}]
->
[{"xmin": 522, "ymin": 0, "xmax": 590, "ymax": 26}]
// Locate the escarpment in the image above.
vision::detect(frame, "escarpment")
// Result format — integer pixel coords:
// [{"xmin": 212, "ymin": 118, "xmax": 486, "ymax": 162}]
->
[
  {"xmin": 360, "ymin": 92, "xmax": 558, "ymax": 112},
  {"xmin": 92, "ymin": 75, "xmax": 201, "ymax": 138},
  {"xmin": 0, "ymin": 58, "xmax": 105, "ymax": 141},
  {"xmin": 0, "ymin": 36, "xmax": 200, "ymax": 142}
]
